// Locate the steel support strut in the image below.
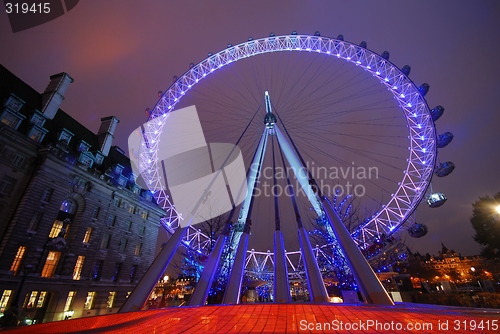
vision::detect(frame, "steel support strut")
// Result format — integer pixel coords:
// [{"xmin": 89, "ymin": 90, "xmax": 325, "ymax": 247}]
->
[
  {"xmin": 223, "ymin": 127, "xmax": 269, "ymax": 304},
  {"xmin": 275, "ymin": 126, "xmax": 393, "ymax": 305}
]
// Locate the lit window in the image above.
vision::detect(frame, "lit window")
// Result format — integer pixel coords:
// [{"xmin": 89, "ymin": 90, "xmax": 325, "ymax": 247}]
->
[
  {"xmin": 83, "ymin": 227, "xmax": 93, "ymax": 243},
  {"xmin": 36, "ymin": 291, "xmax": 47, "ymax": 308},
  {"xmin": 41, "ymin": 251, "xmax": 61, "ymax": 278},
  {"xmin": 0, "ymin": 175, "xmax": 16, "ymax": 195},
  {"xmin": 73, "ymin": 256, "xmax": 85, "ymax": 280},
  {"xmin": 134, "ymin": 243, "xmax": 142, "ymax": 256},
  {"xmin": 141, "ymin": 211, "xmax": 148, "ymax": 219},
  {"xmin": 0, "ymin": 290, "xmax": 12, "ymax": 312},
  {"xmin": 10, "ymin": 246, "xmax": 26, "ymax": 275},
  {"xmin": 64, "ymin": 291, "xmax": 76, "ymax": 311},
  {"xmin": 128, "ymin": 205, "xmax": 135, "ymax": 214},
  {"xmin": 100, "ymin": 234, "xmax": 110, "ymax": 249},
  {"xmin": 48, "ymin": 221, "xmax": 64, "ymax": 238},
  {"xmin": 26, "ymin": 291, "xmax": 38, "ymax": 308},
  {"xmin": 28, "ymin": 127, "xmax": 46, "ymax": 143},
  {"xmin": 60, "ymin": 199, "xmax": 77, "ymax": 214},
  {"xmin": 84, "ymin": 292, "xmax": 96, "ymax": 310},
  {"xmin": 107, "ymin": 292, "xmax": 116, "ymax": 308},
  {"xmin": 0, "ymin": 109, "xmax": 25, "ymax": 129}
]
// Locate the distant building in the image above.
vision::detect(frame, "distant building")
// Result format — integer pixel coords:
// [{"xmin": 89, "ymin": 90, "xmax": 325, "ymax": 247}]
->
[
  {"xmin": 0, "ymin": 65, "xmax": 165, "ymax": 324},
  {"xmin": 404, "ymin": 243, "xmax": 499, "ymax": 291}
]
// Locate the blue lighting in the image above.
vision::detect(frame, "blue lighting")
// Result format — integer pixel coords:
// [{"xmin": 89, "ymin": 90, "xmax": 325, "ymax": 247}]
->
[{"xmin": 384, "ymin": 77, "xmax": 389, "ymax": 82}]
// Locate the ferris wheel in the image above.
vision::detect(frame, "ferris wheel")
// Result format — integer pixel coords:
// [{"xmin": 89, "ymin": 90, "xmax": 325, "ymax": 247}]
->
[
  {"xmin": 123, "ymin": 31, "xmax": 456, "ymax": 310},
  {"xmin": 142, "ymin": 32, "xmax": 453, "ymax": 250}
]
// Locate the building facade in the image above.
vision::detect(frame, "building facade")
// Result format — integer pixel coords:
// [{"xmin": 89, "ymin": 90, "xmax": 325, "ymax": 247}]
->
[{"xmin": 0, "ymin": 65, "xmax": 165, "ymax": 324}]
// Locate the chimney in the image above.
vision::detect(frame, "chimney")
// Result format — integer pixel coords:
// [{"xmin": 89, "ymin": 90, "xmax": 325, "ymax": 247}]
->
[
  {"xmin": 41, "ymin": 72, "xmax": 74, "ymax": 119},
  {"xmin": 97, "ymin": 116, "xmax": 120, "ymax": 156}
]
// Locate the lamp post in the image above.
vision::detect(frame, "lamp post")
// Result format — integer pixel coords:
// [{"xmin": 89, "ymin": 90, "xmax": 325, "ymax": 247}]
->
[
  {"xmin": 0, "ymin": 264, "xmax": 34, "ymax": 327},
  {"xmin": 495, "ymin": 205, "xmax": 500, "ymax": 215},
  {"xmin": 470, "ymin": 267, "xmax": 483, "ymax": 292},
  {"xmin": 10, "ymin": 264, "xmax": 34, "ymax": 308}
]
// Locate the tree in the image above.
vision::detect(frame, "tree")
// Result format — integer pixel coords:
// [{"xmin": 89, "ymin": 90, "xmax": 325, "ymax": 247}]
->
[{"xmin": 470, "ymin": 192, "xmax": 500, "ymax": 259}]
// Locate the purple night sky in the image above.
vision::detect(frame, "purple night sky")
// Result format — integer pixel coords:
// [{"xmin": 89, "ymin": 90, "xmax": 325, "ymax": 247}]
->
[{"xmin": 1, "ymin": 1, "xmax": 499, "ymax": 256}]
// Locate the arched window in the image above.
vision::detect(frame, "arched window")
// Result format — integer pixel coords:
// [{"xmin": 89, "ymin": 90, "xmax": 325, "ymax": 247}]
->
[{"xmin": 60, "ymin": 199, "xmax": 77, "ymax": 215}]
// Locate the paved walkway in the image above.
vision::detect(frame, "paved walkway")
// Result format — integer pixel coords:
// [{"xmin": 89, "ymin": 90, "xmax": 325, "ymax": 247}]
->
[{"xmin": 3, "ymin": 303, "xmax": 500, "ymax": 333}]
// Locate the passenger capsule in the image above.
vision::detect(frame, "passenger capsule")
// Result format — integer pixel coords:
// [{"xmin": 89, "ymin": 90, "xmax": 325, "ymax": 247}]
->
[
  {"xmin": 418, "ymin": 83, "xmax": 429, "ymax": 96},
  {"xmin": 437, "ymin": 132, "xmax": 454, "ymax": 148},
  {"xmin": 427, "ymin": 192, "xmax": 447, "ymax": 208},
  {"xmin": 430, "ymin": 105, "xmax": 444, "ymax": 121},
  {"xmin": 408, "ymin": 223, "xmax": 428, "ymax": 238},
  {"xmin": 359, "ymin": 41, "xmax": 367, "ymax": 48},
  {"xmin": 401, "ymin": 65, "xmax": 411, "ymax": 76},
  {"xmin": 337, "ymin": 34, "xmax": 344, "ymax": 41},
  {"xmin": 381, "ymin": 51, "xmax": 390, "ymax": 60},
  {"xmin": 435, "ymin": 161, "xmax": 455, "ymax": 177}
]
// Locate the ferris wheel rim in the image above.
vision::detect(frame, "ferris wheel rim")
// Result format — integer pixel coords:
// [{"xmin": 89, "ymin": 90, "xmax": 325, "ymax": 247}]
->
[{"xmin": 141, "ymin": 33, "xmax": 438, "ymax": 250}]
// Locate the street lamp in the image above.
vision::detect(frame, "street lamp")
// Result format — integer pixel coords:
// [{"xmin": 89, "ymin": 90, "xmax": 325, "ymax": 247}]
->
[
  {"xmin": 470, "ymin": 267, "xmax": 483, "ymax": 292},
  {"xmin": 10, "ymin": 264, "xmax": 34, "ymax": 308},
  {"xmin": 495, "ymin": 204, "xmax": 500, "ymax": 215},
  {"xmin": 0, "ymin": 264, "xmax": 34, "ymax": 327}
]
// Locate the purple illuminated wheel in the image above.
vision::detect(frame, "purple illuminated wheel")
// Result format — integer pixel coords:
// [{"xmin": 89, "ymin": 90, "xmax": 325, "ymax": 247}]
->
[{"xmin": 141, "ymin": 33, "xmax": 438, "ymax": 256}]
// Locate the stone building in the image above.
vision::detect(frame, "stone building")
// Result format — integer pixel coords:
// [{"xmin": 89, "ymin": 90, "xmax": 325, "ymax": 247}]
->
[{"xmin": 0, "ymin": 65, "xmax": 165, "ymax": 324}]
